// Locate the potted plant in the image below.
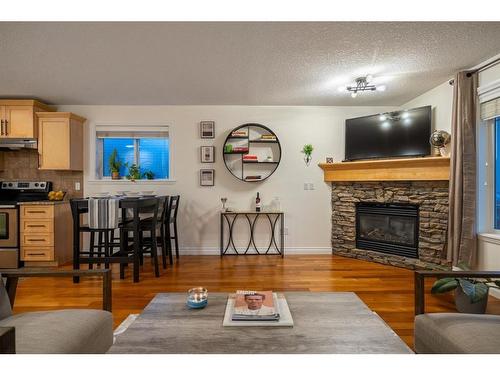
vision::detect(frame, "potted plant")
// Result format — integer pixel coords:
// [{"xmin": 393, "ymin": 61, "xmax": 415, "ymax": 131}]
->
[
  {"xmin": 143, "ymin": 170, "xmax": 155, "ymax": 180},
  {"xmin": 108, "ymin": 148, "xmax": 123, "ymax": 180},
  {"xmin": 301, "ymin": 144, "xmax": 314, "ymax": 166},
  {"xmin": 432, "ymin": 264, "xmax": 500, "ymax": 314},
  {"xmin": 125, "ymin": 163, "xmax": 142, "ymax": 182}
]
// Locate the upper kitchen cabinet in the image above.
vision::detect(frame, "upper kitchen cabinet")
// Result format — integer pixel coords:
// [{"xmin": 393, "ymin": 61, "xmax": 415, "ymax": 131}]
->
[
  {"xmin": 37, "ymin": 112, "xmax": 86, "ymax": 171},
  {"xmin": 0, "ymin": 100, "xmax": 55, "ymax": 138}
]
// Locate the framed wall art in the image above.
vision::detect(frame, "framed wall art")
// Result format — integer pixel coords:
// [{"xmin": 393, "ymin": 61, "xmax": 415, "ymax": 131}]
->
[
  {"xmin": 200, "ymin": 121, "xmax": 215, "ymax": 138},
  {"xmin": 200, "ymin": 169, "xmax": 215, "ymax": 186},
  {"xmin": 200, "ymin": 146, "xmax": 215, "ymax": 163}
]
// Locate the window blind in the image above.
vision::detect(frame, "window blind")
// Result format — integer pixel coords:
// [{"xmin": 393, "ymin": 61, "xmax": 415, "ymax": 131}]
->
[
  {"xmin": 96, "ymin": 126, "xmax": 169, "ymax": 138},
  {"xmin": 480, "ymin": 98, "xmax": 500, "ymax": 120}
]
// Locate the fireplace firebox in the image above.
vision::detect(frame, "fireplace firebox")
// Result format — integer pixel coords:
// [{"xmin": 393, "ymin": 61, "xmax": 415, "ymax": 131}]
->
[{"xmin": 355, "ymin": 202, "xmax": 419, "ymax": 259}]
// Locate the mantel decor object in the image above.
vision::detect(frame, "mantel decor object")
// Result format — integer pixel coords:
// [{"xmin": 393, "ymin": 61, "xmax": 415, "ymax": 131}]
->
[
  {"xmin": 429, "ymin": 130, "xmax": 451, "ymax": 157},
  {"xmin": 187, "ymin": 287, "xmax": 208, "ymax": 309}
]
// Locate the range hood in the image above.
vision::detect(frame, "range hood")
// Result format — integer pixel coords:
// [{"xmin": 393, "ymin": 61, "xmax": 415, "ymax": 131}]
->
[{"xmin": 0, "ymin": 138, "xmax": 38, "ymax": 150}]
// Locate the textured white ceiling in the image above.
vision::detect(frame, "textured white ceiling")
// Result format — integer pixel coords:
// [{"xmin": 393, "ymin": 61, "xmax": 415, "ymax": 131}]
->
[{"xmin": 1, "ymin": 22, "xmax": 500, "ymax": 106}]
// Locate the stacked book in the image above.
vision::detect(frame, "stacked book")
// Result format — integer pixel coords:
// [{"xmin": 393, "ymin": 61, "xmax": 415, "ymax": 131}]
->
[
  {"xmin": 223, "ymin": 290, "xmax": 294, "ymax": 327},
  {"xmin": 231, "ymin": 291, "xmax": 280, "ymax": 321},
  {"xmin": 232, "ymin": 146, "xmax": 249, "ymax": 153},
  {"xmin": 260, "ymin": 134, "xmax": 277, "ymax": 141},
  {"xmin": 231, "ymin": 130, "xmax": 248, "ymax": 137},
  {"xmin": 243, "ymin": 154, "xmax": 258, "ymax": 163},
  {"xmin": 244, "ymin": 175, "xmax": 262, "ymax": 181}
]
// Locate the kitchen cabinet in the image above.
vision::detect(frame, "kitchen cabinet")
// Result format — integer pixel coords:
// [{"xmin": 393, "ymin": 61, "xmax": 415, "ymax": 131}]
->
[
  {"xmin": 20, "ymin": 202, "xmax": 72, "ymax": 266},
  {"xmin": 37, "ymin": 112, "xmax": 86, "ymax": 171},
  {"xmin": 0, "ymin": 100, "xmax": 54, "ymax": 138}
]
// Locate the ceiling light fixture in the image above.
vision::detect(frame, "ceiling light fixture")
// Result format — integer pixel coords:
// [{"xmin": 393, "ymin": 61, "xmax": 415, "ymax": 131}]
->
[{"xmin": 342, "ymin": 76, "xmax": 386, "ymax": 98}]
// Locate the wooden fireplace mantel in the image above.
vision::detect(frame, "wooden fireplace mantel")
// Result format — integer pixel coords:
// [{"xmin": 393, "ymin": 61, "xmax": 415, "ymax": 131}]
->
[{"xmin": 318, "ymin": 156, "xmax": 450, "ymax": 182}]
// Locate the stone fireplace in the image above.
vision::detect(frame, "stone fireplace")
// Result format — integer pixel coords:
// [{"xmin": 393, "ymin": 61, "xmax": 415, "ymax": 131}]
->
[{"xmin": 331, "ymin": 181, "xmax": 449, "ymax": 269}]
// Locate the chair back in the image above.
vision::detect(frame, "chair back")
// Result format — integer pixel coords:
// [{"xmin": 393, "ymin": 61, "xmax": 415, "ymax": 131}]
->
[
  {"xmin": 157, "ymin": 196, "xmax": 170, "ymax": 224},
  {"xmin": 70, "ymin": 198, "xmax": 89, "ymax": 218},
  {"xmin": 168, "ymin": 195, "xmax": 180, "ymax": 224},
  {"xmin": 0, "ymin": 274, "xmax": 13, "ymax": 320},
  {"xmin": 120, "ymin": 197, "xmax": 160, "ymax": 227}
]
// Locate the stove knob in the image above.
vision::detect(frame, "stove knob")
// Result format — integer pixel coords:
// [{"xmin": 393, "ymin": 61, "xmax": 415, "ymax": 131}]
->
[
  {"xmin": 34, "ymin": 183, "xmax": 39, "ymax": 187},
  {"xmin": 40, "ymin": 183, "xmax": 45, "ymax": 188},
  {"xmin": 8, "ymin": 183, "xmax": 13, "ymax": 187}
]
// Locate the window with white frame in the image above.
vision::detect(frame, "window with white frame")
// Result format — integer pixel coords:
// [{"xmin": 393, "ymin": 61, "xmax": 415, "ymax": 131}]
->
[
  {"xmin": 479, "ymin": 96, "xmax": 500, "ymax": 232},
  {"xmin": 95, "ymin": 126, "xmax": 170, "ymax": 180},
  {"xmin": 493, "ymin": 116, "xmax": 500, "ymax": 229}
]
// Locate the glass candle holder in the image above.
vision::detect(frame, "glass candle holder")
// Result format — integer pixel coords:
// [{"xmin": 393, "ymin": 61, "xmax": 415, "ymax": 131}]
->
[{"xmin": 187, "ymin": 287, "xmax": 208, "ymax": 309}]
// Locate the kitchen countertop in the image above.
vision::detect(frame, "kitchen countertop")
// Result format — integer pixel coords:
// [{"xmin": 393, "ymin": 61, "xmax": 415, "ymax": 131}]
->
[{"xmin": 17, "ymin": 200, "xmax": 68, "ymax": 205}]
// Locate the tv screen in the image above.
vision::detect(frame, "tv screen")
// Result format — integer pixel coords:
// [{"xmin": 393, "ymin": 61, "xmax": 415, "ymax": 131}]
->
[{"xmin": 345, "ymin": 106, "xmax": 432, "ymax": 161}]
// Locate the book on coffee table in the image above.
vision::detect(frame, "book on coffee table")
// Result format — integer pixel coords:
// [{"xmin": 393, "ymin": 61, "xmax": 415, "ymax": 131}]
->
[
  {"xmin": 223, "ymin": 292, "xmax": 294, "ymax": 327},
  {"xmin": 232, "ymin": 290, "xmax": 279, "ymax": 321}
]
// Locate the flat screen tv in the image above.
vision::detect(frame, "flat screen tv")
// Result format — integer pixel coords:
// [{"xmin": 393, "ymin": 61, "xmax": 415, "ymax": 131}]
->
[{"xmin": 345, "ymin": 106, "xmax": 432, "ymax": 161}]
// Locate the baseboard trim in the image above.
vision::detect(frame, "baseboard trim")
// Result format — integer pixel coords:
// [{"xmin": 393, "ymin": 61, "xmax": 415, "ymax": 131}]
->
[{"xmin": 179, "ymin": 247, "xmax": 332, "ymax": 255}]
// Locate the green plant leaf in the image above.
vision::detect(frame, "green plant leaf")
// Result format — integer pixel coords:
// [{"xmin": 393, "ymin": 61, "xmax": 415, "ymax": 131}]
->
[
  {"xmin": 431, "ymin": 278, "xmax": 458, "ymax": 294},
  {"xmin": 459, "ymin": 279, "xmax": 489, "ymax": 303}
]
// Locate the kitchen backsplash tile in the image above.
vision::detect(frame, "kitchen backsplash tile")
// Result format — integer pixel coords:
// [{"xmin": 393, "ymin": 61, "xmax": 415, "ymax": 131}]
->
[{"xmin": 0, "ymin": 149, "xmax": 83, "ymax": 199}]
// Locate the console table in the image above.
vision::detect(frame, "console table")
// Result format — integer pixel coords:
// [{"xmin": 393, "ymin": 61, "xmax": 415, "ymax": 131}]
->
[{"xmin": 220, "ymin": 211, "xmax": 284, "ymax": 257}]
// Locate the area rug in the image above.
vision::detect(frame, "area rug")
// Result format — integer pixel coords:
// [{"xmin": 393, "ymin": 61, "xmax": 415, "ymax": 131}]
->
[{"xmin": 113, "ymin": 314, "xmax": 139, "ymax": 343}]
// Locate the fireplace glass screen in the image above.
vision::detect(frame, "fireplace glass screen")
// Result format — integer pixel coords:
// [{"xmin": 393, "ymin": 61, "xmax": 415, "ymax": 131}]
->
[{"xmin": 356, "ymin": 203, "xmax": 419, "ymax": 258}]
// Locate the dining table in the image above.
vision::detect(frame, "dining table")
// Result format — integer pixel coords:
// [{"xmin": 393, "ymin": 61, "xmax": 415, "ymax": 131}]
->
[{"xmin": 71, "ymin": 195, "xmax": 163, "ymax": 283}]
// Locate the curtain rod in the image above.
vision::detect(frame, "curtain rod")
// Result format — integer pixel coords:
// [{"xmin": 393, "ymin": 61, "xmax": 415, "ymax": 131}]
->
[{"xmin": 449, "ymin": 57, "xmax": 500, "ymax": 85}]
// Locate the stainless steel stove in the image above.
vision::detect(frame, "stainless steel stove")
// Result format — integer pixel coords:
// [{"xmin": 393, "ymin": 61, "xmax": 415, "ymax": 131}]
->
[{"xmin": 0, "ymin": 181, "xmax": 52, "ymax": 268}]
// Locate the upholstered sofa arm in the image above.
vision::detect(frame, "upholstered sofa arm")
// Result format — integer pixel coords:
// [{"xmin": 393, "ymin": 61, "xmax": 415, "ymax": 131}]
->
[
  {"xmin": 414, "ymin": 270, "xmax": 500, "ymax": 316},
  {"xmin": 1, "ymin": 269, "xmax": 112, "ymax": 312}
]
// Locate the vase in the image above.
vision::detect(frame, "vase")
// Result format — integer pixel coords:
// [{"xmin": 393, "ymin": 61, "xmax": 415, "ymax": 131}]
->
[
  {"xmin": 304, "ymin": 155, "xmax": 311, "ymax": 166},
  {"xmin": 111, "ymin": 171, "xmax": 120, "ymax": 180},
  {"xmin": 439, "ymin": 146, "xmax": 450, "ymax": 157},
  {"xmin": 454, "ymin": 287, "xmax": 488, "ymax": 314}
]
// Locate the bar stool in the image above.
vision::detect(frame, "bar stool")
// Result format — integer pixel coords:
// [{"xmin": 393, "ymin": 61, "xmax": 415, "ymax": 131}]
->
[
  {"xmin": 139, "ymin": 196, "xmax": 170, "ymax": 269},
  {"xmin": 70, "ymin": 199, "xmax": 124, "ymax": 283},
  {"xmin": 119, "ymin": 197, "xmax": 160, "ymax": 282}
]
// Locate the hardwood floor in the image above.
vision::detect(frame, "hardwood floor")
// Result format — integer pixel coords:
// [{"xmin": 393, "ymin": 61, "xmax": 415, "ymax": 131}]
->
[{"xmin": 11, "ymin": 254, "xmax": 500, "ymax": 350}]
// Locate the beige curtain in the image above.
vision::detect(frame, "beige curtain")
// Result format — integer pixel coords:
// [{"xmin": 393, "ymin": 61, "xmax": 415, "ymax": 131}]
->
[{"xmin": 447, "ymin": 71, "xmax": 478, "ymax": 267}]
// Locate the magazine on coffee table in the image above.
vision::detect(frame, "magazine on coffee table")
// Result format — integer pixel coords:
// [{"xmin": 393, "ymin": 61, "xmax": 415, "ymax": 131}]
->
[
  {"xmin": 223, "ymin": 292, "xmax": 294, "ymax": 327},
  {"xmin": 232, "ymin": 290, "xmax": 279, "ymax": 321}
]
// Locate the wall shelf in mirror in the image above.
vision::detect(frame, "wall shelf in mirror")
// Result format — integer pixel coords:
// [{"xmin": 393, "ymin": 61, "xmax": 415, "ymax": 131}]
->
[{"xmin": 223, "ymin": 123, "xmax": 281, "ymax": 182}]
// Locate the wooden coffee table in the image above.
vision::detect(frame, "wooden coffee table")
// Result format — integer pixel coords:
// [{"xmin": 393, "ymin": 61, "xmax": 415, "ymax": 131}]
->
[{"xmin": 109, "ymin": 292, "xmax": 412, "ymax": 354}]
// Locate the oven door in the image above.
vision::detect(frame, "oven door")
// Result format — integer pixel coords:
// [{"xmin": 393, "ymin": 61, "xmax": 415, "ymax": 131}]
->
[
  {"xmin": 0, "ymin": 208, "xmax": 18, "ymax": 248},
  {"xmin": 0, "ymin": 207, "xmax": 19, "ymax": 268}
]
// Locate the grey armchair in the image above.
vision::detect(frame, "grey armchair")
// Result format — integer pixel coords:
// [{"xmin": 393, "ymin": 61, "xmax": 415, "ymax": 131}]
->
[
  {"xmin": 0, "ymin": 268, "xmax": 113, "ymax": 354},
  {"xmin": 414, "ymin": 270, "xmax": 500, "ymax": 354}
]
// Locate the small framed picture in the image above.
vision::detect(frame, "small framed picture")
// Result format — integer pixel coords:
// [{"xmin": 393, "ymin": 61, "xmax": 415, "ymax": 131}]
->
[
  {"xmin": 200, "ymin": 146, "xmax": 215, "ymax": 163},
  {"xmin": 200, "ymin": 121, "xmax": 215, "ymax": 138},
  {"xmin": 200, "ymin": 169, "xmax": 215, "ymax": 186},
  {"xmin": 326, "ymin": 157, "xmax": 334, "ymax": 163}
]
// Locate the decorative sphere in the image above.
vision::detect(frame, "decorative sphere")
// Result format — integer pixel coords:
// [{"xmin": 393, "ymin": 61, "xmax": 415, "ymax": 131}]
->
[{"xmin": 429, "ymin": 130, "xmax": 451, "ymax": 148}]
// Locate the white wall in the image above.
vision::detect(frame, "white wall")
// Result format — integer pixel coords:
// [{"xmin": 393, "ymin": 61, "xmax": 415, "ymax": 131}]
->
[
  {"xmin": 402, "ymin": 80, "xmax": 453, "ymax": 133},
  {"xmin": 59, "ymin": 105, "xmax": 397, "ymax": 254}
]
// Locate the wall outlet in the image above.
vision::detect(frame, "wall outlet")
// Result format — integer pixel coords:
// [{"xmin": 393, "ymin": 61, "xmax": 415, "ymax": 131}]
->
[
  {"xmin": 303, "ymin": 183, "xmax": 315, "ymax": 190},
  {"xmin": 75, "ymin": 181, "xmax": 81, "ymax": 191}
]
